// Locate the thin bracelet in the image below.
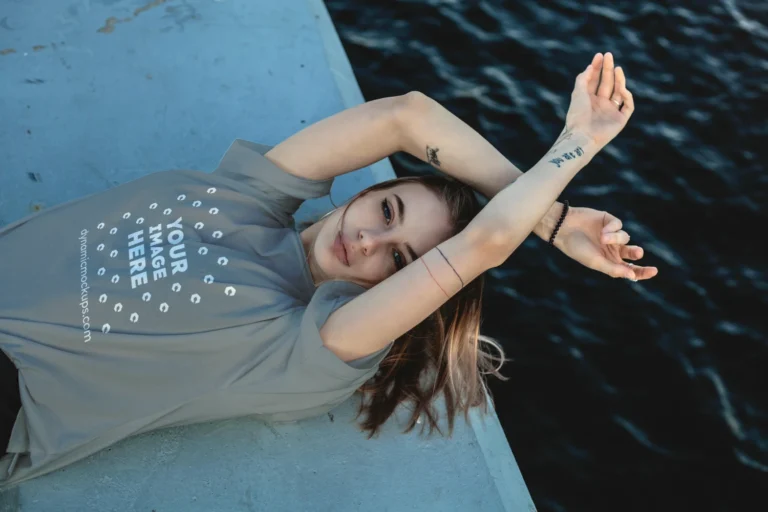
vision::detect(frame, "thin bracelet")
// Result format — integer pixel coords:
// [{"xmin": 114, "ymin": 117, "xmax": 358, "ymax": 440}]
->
[
  {"xmin": 420, "ymin": 258, "xmax": 450, "ymax": 298},
  {"xmin": 548, "ymin": 200, "xmax": 569, "ymax": 246},
  {"xmin": 436, "ymin": 247, "xmax": 464, "ymax": 288}
]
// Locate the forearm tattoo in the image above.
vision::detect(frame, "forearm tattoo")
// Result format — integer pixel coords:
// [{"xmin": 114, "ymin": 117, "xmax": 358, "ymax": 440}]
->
[
  {"xmin": 548, "ymin": 146, "xmax": 585, "ymax": 168},
  {"xmin": 426, "ymin": 145, "xmax": 441, "ymax": 167}
]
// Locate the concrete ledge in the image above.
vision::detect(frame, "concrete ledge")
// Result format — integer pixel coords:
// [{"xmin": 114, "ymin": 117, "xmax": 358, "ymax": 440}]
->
[{"xmin": 0, "ymin": 0, "xmax": 535, "ymax": 510}]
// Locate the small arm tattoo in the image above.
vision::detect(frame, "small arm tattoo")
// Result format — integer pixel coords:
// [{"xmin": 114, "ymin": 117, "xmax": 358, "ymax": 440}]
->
[
  {"xmin": 426, "ymin": 145, "xmax": 441, "ymax": 167},
  {"xmin": 548, "ymin": 146, "xmax": 584, "ymax": 168}
]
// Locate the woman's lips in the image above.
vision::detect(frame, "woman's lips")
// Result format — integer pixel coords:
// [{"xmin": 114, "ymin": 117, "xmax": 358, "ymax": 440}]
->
[
  {"xmin": 336, "ymin": 231, "xmax": 349, "ymax": 266},
  {"xmin": 341, "ymin": 233, "xmax": 349, "ymax": 265}
]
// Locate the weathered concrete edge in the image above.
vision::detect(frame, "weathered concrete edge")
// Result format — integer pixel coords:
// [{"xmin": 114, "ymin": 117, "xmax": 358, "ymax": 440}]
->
[{"xmin": 307, "ymin": 1, "xmax": 537, "ymax": 510}]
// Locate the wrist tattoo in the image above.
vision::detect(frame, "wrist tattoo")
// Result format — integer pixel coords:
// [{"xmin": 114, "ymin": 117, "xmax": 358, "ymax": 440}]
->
[
  {"xmin": 548, "ymin": 146, "xmax": 585, "ymax": 168},
  {"xmin": 426, "ymin": 145, "xmax": 441, "ymax": 167}
]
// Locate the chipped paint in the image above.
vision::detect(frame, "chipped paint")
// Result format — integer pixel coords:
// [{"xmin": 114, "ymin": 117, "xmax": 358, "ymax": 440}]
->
[
  {"xmin": 98, "ymin": 0, "xmax": 168, "ymax": 34},
  {"xmin": 97, "ymin": 16, "xmax": 133, "ymax": 34},
  {"xmin": 134, "ymin": 0, "xmax": 168, "ymax": 17},
  {"xmin": 2, "ymin": 43, "xmax": 64, "ymax": 56}
]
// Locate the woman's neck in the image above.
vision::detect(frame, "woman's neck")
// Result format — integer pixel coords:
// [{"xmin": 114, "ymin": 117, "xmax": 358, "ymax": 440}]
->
[{"xmin": 299, "ymin": 218, "xmax": 326, "ymax": 287}]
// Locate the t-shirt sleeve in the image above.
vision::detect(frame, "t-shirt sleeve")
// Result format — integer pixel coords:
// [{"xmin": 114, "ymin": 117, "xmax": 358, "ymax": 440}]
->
[
  {"xmin": 293, "ymin": 279, "xmax": 394, "ymax": 386},
  {"xmin": 211, "ymin": 139, "xmax": 335, "ymax": 229}
]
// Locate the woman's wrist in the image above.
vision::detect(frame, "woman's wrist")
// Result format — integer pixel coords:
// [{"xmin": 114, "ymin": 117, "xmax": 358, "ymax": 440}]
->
[
  {"xmin": 533, "ymin": 202, "xmax": 566, "ymax": 242},
  {"xmin": 548, "ymin": 126, "xmax": 601, "ymax": 157},
  {"xmin": 530, "ymin": 128, "xmax": 596, "ymax": 243}
]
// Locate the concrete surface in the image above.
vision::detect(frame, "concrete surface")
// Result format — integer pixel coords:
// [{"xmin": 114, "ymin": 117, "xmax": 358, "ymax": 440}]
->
[{"xmin": 0, "ymin": 0, "xmax": 536, "ymax": 510}]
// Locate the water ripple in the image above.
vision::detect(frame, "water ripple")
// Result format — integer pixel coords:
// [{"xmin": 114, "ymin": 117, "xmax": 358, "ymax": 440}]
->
[
  {"xmin": 734, "ymin": 449, "xmax": 768, "ymax": 472},
  {"xmin": 722, "ymin": 0, "xmax": 768, "ymax": 39},
  {"xmin": 613, "ymin": 415, "xmax": 678, "ymax": 457},
  {"xmin": 702, "ymin": 368, "xmax": 746, "ymax": 442}
]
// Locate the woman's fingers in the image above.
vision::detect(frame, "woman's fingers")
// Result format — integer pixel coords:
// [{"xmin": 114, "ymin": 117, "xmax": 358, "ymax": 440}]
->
[
  {"xmin": 601, "ymin": 213, "xmax": 623, "ymax": 234},
  {"xmin": 612, "ymin": 65, "xmax": 626, "ymax": 106},
  {"xmin": 615, "ymin": 66, "xmax": 635, "ymax": 117},
  {"xmin": 587, "ymin": 53, "xmax": 603, "ymax": 94},
  {"xmin": 606, "ymin": 260, "xmax": 658, "ymax": 281},
  {"xmin": 597, "ymin": 52, "xmax": 615, "ymax": 98},
  {"xmin": 619, "ymin": 244, "xmax": 644, "ymax": 260},
  {"xmin": 602, "ymin": 230, "xmax": 630, "ymax": 245},
  {"xmin": 624, "ymin": 262, "xmax": 659, "ymax": 281},
  {"xmin": 573, "ymin": 61, "xmax": 595, "ymax": 95},
  {"xmin": 603, "ymin": 260, "xmax": 639, "ymax": 280}
]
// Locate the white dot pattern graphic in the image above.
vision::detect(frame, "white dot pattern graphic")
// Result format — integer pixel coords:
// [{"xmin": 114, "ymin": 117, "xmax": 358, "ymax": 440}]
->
[{"xmin": 89, "ymin": 184, "xmax": 237, "ymax": 338}]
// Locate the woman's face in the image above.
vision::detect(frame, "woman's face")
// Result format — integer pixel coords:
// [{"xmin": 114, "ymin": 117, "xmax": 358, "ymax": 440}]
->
[{"xmin": 301, "ymin": 182, "xmax": 454, "ymax": 288}]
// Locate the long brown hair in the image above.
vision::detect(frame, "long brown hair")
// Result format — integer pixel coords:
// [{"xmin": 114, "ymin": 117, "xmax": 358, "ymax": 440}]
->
[{"xmin": 300, "ymin": 175, "xmax": 511, "ymax": 439}]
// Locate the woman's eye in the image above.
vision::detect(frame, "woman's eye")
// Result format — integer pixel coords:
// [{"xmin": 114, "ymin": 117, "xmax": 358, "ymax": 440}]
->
[
  {"xmin": 393, "ymin": 250, "xmax": 404, "ymax": 270},
  {"xmin": 381, "ymin": 198, "xmax": 392, "ymax": 224},
  {"xmin": 382, "ymin": 199, "xmax": 403, "ymax": 270}
]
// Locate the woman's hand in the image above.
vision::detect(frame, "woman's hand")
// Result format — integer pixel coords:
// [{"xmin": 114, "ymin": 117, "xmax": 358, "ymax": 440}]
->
[
  {"xmin": 565, "ymin": 52, "xmax": 635, "ymax": 149},
  {"xmin": 553, "ymin": 206, "xmax": 658, "ymax": 281}
]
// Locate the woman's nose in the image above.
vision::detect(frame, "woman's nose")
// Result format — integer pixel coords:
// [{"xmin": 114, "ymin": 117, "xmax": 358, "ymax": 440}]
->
[{"xmin": 358, "ymin": 229, "xmax": 391, "ymax": 256}]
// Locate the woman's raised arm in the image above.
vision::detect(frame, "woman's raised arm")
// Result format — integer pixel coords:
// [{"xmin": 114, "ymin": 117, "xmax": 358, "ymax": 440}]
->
[
  {"xmin": 264, "ymin": 95, "xmax": 405, "ymax": 181},
  {"xmin": 265, "ymin": 91, "xmax": 566, "ymax": 242},
  {"xmin": 321, "ymin": 129, "xmax": 597, "ymax": 362},
  {"xmin": 321, "ymin": 57, "xmax": 636, "ymax": 362}
]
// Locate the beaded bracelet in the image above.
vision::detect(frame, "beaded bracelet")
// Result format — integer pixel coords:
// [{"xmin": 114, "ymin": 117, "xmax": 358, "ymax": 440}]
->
[{"xmin": 548, "ymin": 200, "xmax": 569, "ymax": 246}]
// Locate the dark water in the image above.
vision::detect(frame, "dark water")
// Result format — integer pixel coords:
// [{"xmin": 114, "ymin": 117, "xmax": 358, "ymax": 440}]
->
[{"xmin": 325, "ymin": 1, "xmax": 767, "ymax": 510}]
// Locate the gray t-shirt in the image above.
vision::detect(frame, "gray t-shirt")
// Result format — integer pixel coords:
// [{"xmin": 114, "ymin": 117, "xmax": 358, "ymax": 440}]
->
[{"xmin": 0, "ymin": 139, "xmax": 393, "ymax": 489}]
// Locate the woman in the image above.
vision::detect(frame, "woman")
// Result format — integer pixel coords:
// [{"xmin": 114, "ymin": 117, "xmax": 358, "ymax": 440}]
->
[{"xmin": 0, "ymin": 52, "xmax": 656, "ymax": 488}]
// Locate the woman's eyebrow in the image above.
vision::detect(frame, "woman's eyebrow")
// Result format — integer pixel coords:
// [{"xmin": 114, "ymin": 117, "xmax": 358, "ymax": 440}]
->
[{"xmin": 394, "ymin": 193, "xmax": 419, "ymax": 262}]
